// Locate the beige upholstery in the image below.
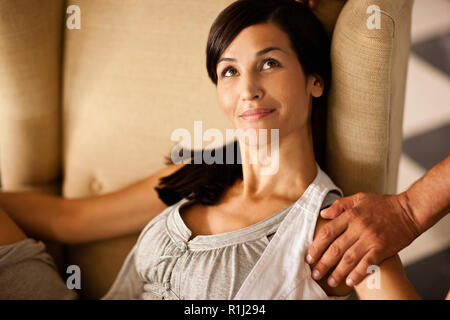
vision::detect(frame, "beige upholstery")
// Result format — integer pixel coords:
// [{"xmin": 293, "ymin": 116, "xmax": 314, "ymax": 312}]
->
[
  {"xmin": 326, "ymin": 0, "xmax": 413, "ymax": 195},
  {"xmin": 0, "ymin": 0, "xmax": 413, "ymax": 299}
]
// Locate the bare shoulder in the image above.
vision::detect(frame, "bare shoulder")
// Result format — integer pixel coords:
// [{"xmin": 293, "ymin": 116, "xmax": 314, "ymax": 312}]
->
[{"xmin": 311, "ymin": 216, "xmax": 354, "ymax": 297}]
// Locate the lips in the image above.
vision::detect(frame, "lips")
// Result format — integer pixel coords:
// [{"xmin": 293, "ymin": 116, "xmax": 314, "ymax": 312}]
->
[{"xmin": 239, "ymin": 108, "xmax": 275, "ymax": 117}]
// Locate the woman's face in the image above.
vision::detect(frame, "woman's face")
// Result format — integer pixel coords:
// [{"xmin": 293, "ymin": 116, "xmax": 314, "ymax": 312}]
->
[{"xmin": 216, "ymin": 22, "xmax": 324, "ymax": 145}]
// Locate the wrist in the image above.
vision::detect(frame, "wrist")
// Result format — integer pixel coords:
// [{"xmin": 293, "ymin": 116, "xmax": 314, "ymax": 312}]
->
[{"xmin": 396, "ymin": 191, "xmax": 423, "ymax": 237}]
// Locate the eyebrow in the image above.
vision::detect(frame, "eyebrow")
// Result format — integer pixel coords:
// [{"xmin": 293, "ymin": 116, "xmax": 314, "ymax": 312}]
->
[{"xmin": 217, "ymin": 46, "xmax": 285, "ymax": 64}]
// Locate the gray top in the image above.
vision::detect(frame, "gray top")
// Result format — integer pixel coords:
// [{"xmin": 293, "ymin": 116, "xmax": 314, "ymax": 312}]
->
[{"xmin": 102, "ymin": 191, "xmax": 339, "ymax": 300}]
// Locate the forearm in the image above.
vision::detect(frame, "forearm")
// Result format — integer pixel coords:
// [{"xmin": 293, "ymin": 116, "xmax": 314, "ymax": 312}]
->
[
  {"xmin": 0, "ymin": 191, "xmax": 73, "ymax": 242},
  {"xmin": 0, "ymin": 164, "xmax": 182, "ymax": 244},
  {"xmin": 399, "ymin": 155, "xmax": 450, "ymax": 234}
]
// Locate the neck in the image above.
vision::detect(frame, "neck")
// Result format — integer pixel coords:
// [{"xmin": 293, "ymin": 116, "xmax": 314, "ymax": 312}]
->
[{"xmin": 236, "ymin": 127, "xmax": 317, "ymax": 202}]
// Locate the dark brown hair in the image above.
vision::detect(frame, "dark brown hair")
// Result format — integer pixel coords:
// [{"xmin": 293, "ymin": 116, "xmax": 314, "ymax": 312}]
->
[{"xmin": 155, "ymin": 0, "xmax": 331, "ymax": 206}]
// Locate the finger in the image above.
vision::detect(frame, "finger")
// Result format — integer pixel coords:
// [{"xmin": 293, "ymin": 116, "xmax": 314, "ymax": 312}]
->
[
  {"xmin": 320, "ymin": 195, "xmax": 358, "ymax": 219},
  {"xmin": 311, "ymin": 231, "xmax": 358, "ymax": 282},
  {"xmin": 345, "ymin": 249, "xmax": 383, "ymax": 287},
  {"xmin": 306, "ymin": 214, "xmax": 349, "ymax": 265},
  {"xmin": 326, "ymin": 240, "xmax": 368, "ymax": 287}
]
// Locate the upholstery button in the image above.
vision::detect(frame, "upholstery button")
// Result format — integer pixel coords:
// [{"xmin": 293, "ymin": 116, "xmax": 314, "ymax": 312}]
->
[
  {"xmin": 164, "ymin": 281, "xmax": 171, "ymax": 291},
  {"xmin": 90, "ymin": 179, "xmax": 103, "ymax": 194}
]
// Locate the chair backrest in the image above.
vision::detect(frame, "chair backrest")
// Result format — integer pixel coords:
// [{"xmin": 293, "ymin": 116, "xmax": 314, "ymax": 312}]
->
[
  {"xmin": 326, "ymin": 0, "xmax": 413, "ymax": 196},
  {"xmin": 0, "ymin": 0, "xmax": 412, "ymax": 299}
]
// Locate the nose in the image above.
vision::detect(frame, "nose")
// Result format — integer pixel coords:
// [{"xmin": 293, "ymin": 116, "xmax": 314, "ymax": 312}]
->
[{"xmin": 239, "ymin": 72, "xmax": 264, "ymax": 102}]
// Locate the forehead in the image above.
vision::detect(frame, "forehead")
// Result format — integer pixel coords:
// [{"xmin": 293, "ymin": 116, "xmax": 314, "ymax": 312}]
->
[{"xmin": 220, "ymin": 23, "xmax": 292, "ymax": 59}]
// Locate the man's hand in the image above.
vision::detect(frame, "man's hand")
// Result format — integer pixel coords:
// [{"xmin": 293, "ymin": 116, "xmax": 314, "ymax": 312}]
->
[
  {"xmin": 295, "ymin": 0, "xmax": 320, "ymax": 9},
  {"xmin": 306, "ymin": 192, "xmax": 422, "ymax": 287}
]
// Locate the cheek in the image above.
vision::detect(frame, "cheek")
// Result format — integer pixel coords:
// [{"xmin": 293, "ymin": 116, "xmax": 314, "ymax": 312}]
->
[
  {"xmin": 286, "ymin": 71, "xmax": 307, "ymax": 100},
  {"xmin": 217, "ymin": 86, "xmax": 236, "ymax": 116},
  {"xmin": 277, "ymin": 73, "xmax": 308, "ymax": 111},
  {"xmin": 276, "ymin": 73, "xmax": 311, "ymax": 129}
]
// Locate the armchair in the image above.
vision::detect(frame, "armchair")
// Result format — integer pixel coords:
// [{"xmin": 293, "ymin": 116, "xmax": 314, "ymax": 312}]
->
[{"xmin": 0, "ymin": 0, "xmax": 413, "ymax": 299}]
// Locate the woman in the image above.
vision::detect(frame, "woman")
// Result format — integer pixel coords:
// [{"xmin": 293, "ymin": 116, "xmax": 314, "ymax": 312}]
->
[{"xmin": 0, "ymin": 0, "xmax": 419, "ymax": 300}]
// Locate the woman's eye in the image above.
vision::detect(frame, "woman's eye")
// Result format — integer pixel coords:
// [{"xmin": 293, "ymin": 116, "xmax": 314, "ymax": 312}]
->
[
  {"xmin": 262, "ymin": 58, "xmax": 280, "ymax": 70},
  {"xmin": 222, "ymin": 67, "xmax": 236, "ymax": 78},
  {"xmin": 220, "ymin": 58, "xmax": 280, "ymax": 78}
]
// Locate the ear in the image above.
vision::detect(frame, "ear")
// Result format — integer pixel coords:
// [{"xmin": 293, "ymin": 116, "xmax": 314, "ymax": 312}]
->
[{"xmin": 309, "ymin": 74, "xmax": 324, "ymax": 98}]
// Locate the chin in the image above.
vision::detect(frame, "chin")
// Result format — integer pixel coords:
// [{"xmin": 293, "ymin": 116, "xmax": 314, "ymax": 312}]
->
[{"xmin": 232, "ymin": 124, "xmax": 279, "ymax": 146}]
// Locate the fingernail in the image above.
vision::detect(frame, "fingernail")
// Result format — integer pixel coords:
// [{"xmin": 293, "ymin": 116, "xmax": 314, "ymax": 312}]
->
[
  {"xmin": 328, "ymin": 277, "xmax": 337, "ymax": 287},
  {"xmin": 346, "ymin": 278, "xmax": 354, "ymax": 287},
  {"xmin": 306, "ymin": 254, "xmax": 313, "ymax": 264},
  {"xmin": 312, "ymin": 269, "xmax": 320, "ymax": 280}
]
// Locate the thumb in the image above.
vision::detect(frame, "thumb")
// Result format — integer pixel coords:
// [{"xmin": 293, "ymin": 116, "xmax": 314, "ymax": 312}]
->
[{"xmin": 320, "ymin": 195, "xmax": 356, "ymax": 219}]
